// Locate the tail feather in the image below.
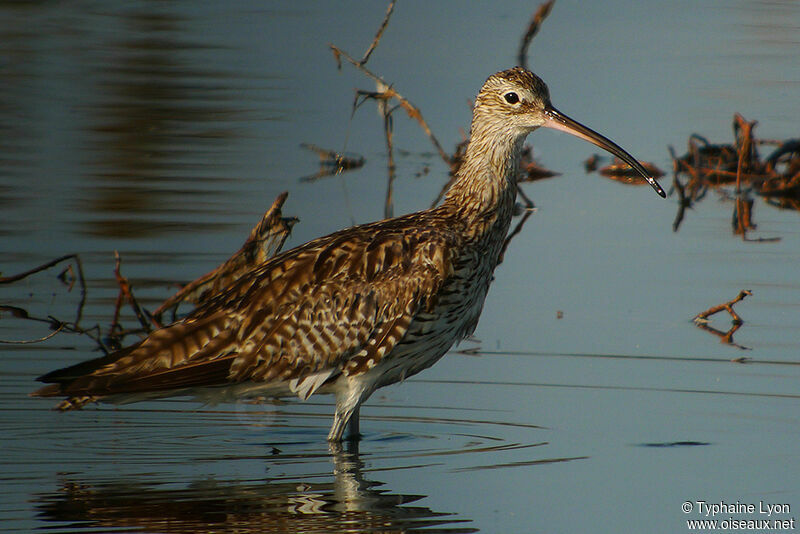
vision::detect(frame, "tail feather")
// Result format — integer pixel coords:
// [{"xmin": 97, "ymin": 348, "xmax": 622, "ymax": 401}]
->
[
  {"xmin": 36, "ymin": 343, "xmax": 142, "ymax": 384},
  {"xmin": 31, "ymin": 312, "xmax": 239, "ymax": 403}
]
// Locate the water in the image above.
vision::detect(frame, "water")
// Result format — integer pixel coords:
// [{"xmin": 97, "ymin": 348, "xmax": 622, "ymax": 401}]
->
[{"xmin": 2, "ymin": 1, "xmax": 799, "ymax": 532}]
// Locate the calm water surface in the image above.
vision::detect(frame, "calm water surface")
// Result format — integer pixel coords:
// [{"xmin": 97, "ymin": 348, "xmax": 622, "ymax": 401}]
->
[{"xmin": 1, "ymin": 1, "xmax": 799, "ymax": 532}]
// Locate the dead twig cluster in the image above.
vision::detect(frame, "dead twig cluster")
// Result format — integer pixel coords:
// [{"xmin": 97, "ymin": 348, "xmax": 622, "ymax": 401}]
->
[
  {"xmin": 330, "ymin": 30, "xmax": 451, "ymax": 218},
  {"xmin": 693, "ymin": 290, "xmax": 753, "ymax": 351},
  {"xmin": 669, "ymin": 113, "xmax": 799, "ymax": 240},
  {"xmin": 1, "ymin": 194, "xmax": 298, "ymax": 350}
]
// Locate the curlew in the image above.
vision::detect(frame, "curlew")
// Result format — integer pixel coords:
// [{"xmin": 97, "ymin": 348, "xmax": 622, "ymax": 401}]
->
[{"xmin": 33, "ymin": 68, "xmax": 665, "ymax": 441}]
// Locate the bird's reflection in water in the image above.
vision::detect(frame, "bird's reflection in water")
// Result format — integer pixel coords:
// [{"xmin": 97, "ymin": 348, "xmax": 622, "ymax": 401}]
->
[{"xmin": 35, "ymin": 440, "xmax": 477, "ymax": 533}]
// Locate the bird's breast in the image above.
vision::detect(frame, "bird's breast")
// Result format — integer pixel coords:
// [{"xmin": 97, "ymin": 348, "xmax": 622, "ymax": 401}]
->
[{"xmin": 368, "ymin": 225, "xmax": 508, "ymax": 389}]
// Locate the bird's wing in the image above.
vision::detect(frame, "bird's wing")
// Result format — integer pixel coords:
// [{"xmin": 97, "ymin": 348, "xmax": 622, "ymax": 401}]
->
[
  {"xmin": 227, "ymin": 221, "xmax": 457, "ymax": 394},
  {"xmin": 34, "ymin": 216, "xmax": 457, "ymax": 402}
]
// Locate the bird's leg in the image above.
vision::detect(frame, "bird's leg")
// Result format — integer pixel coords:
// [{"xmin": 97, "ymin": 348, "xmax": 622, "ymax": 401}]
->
[
  {"xmin": 328, "ymin": 404, "xmax": 362, "ymax": 441},
  {"xmin": 346, "ymin": 406, "xmax": 360, "ymax": 441},
  {"xmin": 328, "ymin": 384, "xmax": 367, "ymax": 442},
  {"xmin": 328, "ymin": 406, "xmax": 354, "ymax": 441}
]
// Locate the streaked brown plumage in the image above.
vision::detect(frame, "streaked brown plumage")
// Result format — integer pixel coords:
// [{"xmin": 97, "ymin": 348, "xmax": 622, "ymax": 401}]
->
[{"xmin": 32, "ymin": 68, "xmax": 665, "ymax": 441}]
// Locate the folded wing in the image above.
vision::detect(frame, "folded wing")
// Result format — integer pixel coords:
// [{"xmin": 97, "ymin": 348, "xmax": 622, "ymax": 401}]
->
[{"xmin": 33, "ymin": 215, "xmax": 457, "ymax": 406}]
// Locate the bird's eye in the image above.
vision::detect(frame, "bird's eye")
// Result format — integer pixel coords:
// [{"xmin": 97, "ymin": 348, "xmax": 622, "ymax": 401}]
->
[{"xmin": 504, "ymin": 92, "xmax": 520, "ymax": 104}]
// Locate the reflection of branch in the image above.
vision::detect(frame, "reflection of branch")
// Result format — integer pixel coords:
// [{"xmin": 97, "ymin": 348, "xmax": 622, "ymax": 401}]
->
[
  {"xmin": 382, "ymin": 99, "xmax": 397, "ymax": 218},
  {"xmin": 350, "ymin": 87, "xmax": 399, "ymax": 217},
  {"xmin": 694, "ymin": 289, "xmax": 752, "ymax": 324},
  {"xmin": 670, "ymin": 149, "xmax": 688, "ymax": 232},
  {"xmin": 0, "ymin": 254, "xmax": 88, "ymax": 342},
  {"xmin": 732, "ymin": 194, "xmax": 755, "ymax": 235},
  {"xmin": 497, "ymin": 208, "xmax": 535, "ymax": 266},
  {"xmin": 516, "ymin": 186, "xmax": 535, "ymax": 211},
  {"xmin": 299, "ymin": 143, "xmax": 365, "ymax": 182},
  {"xmin": 694, "ymin": 321, "xmax": 750, "ymax": 351},
  {"xmin": 517, "ymin": 0, "xmax": 555, "ymax": 69},
  {"xmin": 0, "ymin": 304, "xmax": 109, "ymax": 351},
  {"xmin": 0, "ymin": 307, "xmax": 65, "ymax": 344},
  {"xmin": 731, "ymin": 193, "xmax": 781, "ymax": 243}
]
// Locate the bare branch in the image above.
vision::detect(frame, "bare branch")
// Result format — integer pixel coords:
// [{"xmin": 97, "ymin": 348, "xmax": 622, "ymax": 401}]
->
[
  {"xmin": 360, "ymin": 0, "xmax": 396, "ymax": 65},
  {"xmin": 518, "ymin": 1, "xmax": 556, "ymax": 69}
]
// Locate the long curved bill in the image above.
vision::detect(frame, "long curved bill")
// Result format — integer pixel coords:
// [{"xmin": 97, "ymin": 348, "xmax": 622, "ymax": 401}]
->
[{"xmin": 543, "ymin": 106, "xmax": 666, "ymax": 198}]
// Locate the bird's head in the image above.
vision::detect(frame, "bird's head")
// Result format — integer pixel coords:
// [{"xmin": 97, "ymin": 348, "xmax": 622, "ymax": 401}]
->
[
  {"xmin": 473, "ymin": 67, "xmax": 665, "ymax": 197},
  {"xmin": 475, "ymin": 67, "xmax": 553, "ymax": 134}
]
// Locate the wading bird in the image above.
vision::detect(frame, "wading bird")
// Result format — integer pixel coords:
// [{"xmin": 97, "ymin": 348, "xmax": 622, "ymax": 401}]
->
[{"xmin": 33, "ymin": 68, "xmax": 665, "ymax": 441}]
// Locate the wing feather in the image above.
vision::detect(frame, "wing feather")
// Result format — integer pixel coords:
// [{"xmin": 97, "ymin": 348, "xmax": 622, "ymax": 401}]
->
[
  {"xmin": 33, "ymin": 312, "xmax": 238, "ymax": 398},
  {"xmin": 34, "ymin": 211, "xmax": 459, "ymax": 404},
  {"xmin": 227, "ymin": 219, "xmax": 457, "ymax": 390}
]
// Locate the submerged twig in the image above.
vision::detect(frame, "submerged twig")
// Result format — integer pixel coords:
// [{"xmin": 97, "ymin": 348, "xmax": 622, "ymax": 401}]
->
[
  {"xmin": 0, "ymin": 302, "xmax": 108, "ymax": 350},
  {"xmin": 0, "ymin": 304, "xmax": 108, "ymax": 350}
]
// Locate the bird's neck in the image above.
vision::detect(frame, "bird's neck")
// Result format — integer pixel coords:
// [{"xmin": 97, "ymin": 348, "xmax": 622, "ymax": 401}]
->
[{"xmin": 442, "ymin": 125, "xmax": 524, "ymax": 229}]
